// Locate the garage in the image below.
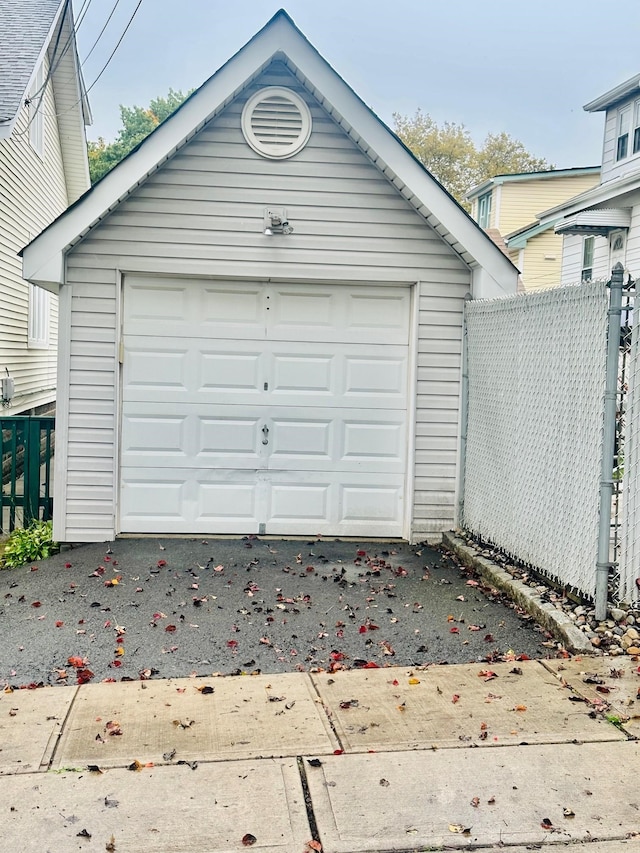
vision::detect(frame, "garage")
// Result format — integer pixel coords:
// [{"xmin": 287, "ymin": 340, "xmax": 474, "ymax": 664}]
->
[
  {"xmin": 120, "ymin": 276, "xmax": 411, "ymax": 536},
  {"xmin": 22, "ymin": 11, "xmax": 519, "ymax": 543}
]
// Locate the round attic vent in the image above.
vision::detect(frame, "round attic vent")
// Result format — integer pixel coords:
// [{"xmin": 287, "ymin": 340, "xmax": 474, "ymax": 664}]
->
[{"xmin": 241, "ymin": 87, "xmax": 312, "ymax": 159}]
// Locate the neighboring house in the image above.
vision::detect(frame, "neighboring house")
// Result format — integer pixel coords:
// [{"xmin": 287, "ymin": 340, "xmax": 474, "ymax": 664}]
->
[
  {"xmin": 537, "ymin": 74, "xmax": 640, "ymax": 285},
  {"xmin": 466, "ymin": 168, "xmax": 600, "ymax": 290},
  {"xmin": 0, "ymin": 0, "xmax": 90, "ymax": 415},
  {"xmin": 22, "ymin": 10, "xmax": 519, "ymax": 544}
]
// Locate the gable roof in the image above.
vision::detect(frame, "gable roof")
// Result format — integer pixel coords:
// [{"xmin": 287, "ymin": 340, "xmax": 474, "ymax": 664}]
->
[
  {"xmin": 0, "ymin": 0, "xmax": 92, "ymax": 202},
  {"xmin": 0, "ymin": 0, "xmax": 62, "ymax": 128},
  {"xmin": 22, "ymin": 9, "xmax": 518, "ymax": 293}
]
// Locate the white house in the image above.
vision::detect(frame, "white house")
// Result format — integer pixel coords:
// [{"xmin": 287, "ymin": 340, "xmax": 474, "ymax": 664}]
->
[
  {"xmin": 539, "ymin": 73, "xmax": 640, "ymax": 284},
  {"xmin": 0, "ymin": 0, "xmax": 90, "ymax": 414},
  {"xmin": 22, "ymin": 10, "xmax": 519, "ymax": 544}
]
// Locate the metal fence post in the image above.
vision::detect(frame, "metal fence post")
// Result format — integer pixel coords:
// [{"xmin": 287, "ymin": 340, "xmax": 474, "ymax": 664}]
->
[
  {"xmin": 456, "ymin": 296, "xmax": 471, "ymax": 528},
  {"xmin": 596, "ymin": 263, "xmax": 625, "ymax": 620}
]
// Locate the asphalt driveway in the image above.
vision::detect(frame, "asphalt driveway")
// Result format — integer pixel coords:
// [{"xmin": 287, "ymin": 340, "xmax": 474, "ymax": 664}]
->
[{"xmin": 0, "ymin": 537, "xmax": 558, "ymax": 687}]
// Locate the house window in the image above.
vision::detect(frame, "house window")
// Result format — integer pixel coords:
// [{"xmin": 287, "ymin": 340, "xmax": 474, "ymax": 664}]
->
[
  {"xmin": 633, "ymin": 99, "xmax": 640, "ymax": 155},
  {"xmin": 477, "ymin": 191, "xmax": 492, "ymax": 228},
  {"xmin": 616, "ymin": 105, "xmax": 631, "ymax": 161},
  {"xmin": 581, "ymin": 236, "xmax": 594, "ymax": 282},
  {"xmin": 28, "ymin": 284, "xmax": 50, "ymax": 348},
  {"xmin": 28, "ymin": 63, "xmax": 44, "ymax": 157}
]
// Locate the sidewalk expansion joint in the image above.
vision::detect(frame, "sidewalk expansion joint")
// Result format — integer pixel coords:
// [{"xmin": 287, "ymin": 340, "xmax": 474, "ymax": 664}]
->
[
  {"xmin": 307, "ymin": 673, "xmax": 345, "ymax": 753},
  {"xmin": 45, "ymin": 686, "xmax": 80, "ymax": 770},
  {"xmin": 296, "ymin": 756, "xmax": 323, "ymax": 850}
]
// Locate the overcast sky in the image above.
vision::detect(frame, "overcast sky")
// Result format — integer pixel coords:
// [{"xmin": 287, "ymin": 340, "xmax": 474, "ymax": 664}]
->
[{"xmin": 74, "ymin": 0, "xmax": 640, "ymax": 169}]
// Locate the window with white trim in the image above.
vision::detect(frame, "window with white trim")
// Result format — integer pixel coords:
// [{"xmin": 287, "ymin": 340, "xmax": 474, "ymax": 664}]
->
[
  {"xmin": 28, "ymin": 284, "xmax": 50, "ymax": 348},
  {"xmin": 477, "ymin": 191, "xmax": 492, "ymax": 228},
  {"xmin": 616, "ymin": 105, "xmax": 631, "ymax": 161},
  {"xmin": 581, "ymin": 236, "xmax": 594, "ymax": 282},
  {"xmin": 28, "ymin": 62, "xmax": 45, "ymax": 157},
  {"xmin": 633, "ymin": 99, "xmax": 640, "ymax": 155}
]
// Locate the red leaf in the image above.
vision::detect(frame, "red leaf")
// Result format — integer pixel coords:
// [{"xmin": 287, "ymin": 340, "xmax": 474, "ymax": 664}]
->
[
  {"xmin": 55, "ymin": 621, "xmax": 64, "ymax": 628},
  {"xmin": 241, "ymin": 834, "xmax": 257, "ymax": 847},
  {"xmin": 452, "ymin": 694, "xmax": 460, "ymax": 704},
  {"xmin": 330, "ymin": 651, "xmax": 346, "ymax": 661},
  {"xmin": 333, "ymin": 749, "xmax": 344, "ymax": 755},
  {"xmin": 356, "ymin": 550, "xmax": 366, "ymax": 557},
  {"xmin": 76, "ymin": 668, "xmax": 94, "ymax": 685},
  {"xmin": 362, "ymin": 661, "xmax": 379, "ymax": 668},
  {"xmin": 450, "ymin": 627, "xmax": 460, "ymax": 634},
  {"xmin": 157, "ymin": 559, "xmax": 167, "ymax": 568},
  {"xmin": 359, "ymin": 625, "xmax": 367, "ymax": 634},
  {"xmin": 32, "ymin": 601, "xmax": 42, "ymax": 608},
  {"xmin": 109, "ymin": 660, "xmax": 123, "ymax": 668},
  {"xmin": 227, "ymin": 640, "xmax": 238, "ymax": 649},
  {"xmin": 67, "ymin": 656, "xmax": 86, "ymax": 668},
  {"xmin": 165, "ymin": 624, "xmax": 177, "ymax": 633},
  {"xmin": 65, "ymin": 563, "xmax": 72, "ymax": 568}
]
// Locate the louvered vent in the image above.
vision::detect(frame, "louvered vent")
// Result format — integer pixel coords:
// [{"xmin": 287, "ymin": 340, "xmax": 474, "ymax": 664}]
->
[{"xmin": 241, "ymin": 87, "xmax": 312, "ymax": 159}]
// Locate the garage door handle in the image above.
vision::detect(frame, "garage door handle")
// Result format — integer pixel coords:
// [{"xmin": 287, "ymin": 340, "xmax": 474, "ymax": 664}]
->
[{"xmin": 262, "ymin": 424, "xmax": 269, "ymax": 445}]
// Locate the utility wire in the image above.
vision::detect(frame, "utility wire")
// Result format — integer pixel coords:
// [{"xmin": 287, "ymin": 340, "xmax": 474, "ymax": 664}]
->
[
  {"xmin": 81, "ymin": 0, "xmax": 123, "ymax": 65},
  {"xmin": 18, "ymin": 0, "xmax": 143, "ymax": 130}
]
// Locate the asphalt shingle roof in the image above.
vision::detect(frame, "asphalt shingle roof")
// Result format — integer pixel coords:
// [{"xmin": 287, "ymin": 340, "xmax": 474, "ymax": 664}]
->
[{"xmin": 0, "ymin": 0, "xmax": 63, "ymax": 123}]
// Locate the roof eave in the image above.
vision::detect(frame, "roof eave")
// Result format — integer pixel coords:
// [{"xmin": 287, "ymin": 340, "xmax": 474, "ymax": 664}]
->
[{"xmin": 584, "ymin": 74, "xmax": 640, "ymax": 112}]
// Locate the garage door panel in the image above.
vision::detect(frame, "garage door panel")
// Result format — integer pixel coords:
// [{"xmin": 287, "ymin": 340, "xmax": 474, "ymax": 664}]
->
[
  {"xmin": 125, "ymin": 277, "xmax": 266, "ymax": 339},
  {"xmin": 268, "ymin": 410, "xmax": 406, "ymax": 472},
  {"xmin": 122, "ymin": 415, "xmax": 188, "ymax": 457},
  {"xmin": 124, "ymin": 347, "xmax": 189, "ymax": 391},
  {"xmin": 121, "ymin": 405, "xmax": 267, "ymax": 469},
  {"xmin": 265, "ymin": 473, "xmax": 404, "ymax": 537},
  {"xmin": 199, "ymin": 350, "xmax": 263, "ymax": 394},
  {"xmin": 120, "ymin": 469, "xmax": 263, "ymax": 534},
  {"xmin": 268, "ymin": 284, "xmax": 410, "ymax": 344}
]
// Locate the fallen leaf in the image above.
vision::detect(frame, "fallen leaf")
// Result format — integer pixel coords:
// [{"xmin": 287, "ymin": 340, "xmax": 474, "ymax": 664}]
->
[
  {"xmin": 55, "ymin": 621, "xmax": 64, "ymax": 628},
  {"xmin": 307, "ymin": 758, "xmax": 322, "ymax": 767},
  {"xmin": 408, "ymin": 678, "xmax": 420, "ymax": 685},
  {"xmin": 128, "ymin": 760, "xmax": 143, "ymax": 771},
  {"xmin": 306, "ymin": 842, "xmax": 322, "ymax": 852},
  {"xmin": 165, "ymin": 624, "xmax": 177, "ymax": 633},
  {"xmin": 31, "ymin": 601, "xmax": 42, "ymax": 608},
  {"xmin": 105, "ymin": 720, "xmax": 122, "ymax": 736},
  {"xmin": 541, "ymin": 818, "xmax": 554, "ymax": 830},
  {"xmin": 449, "ymin": 823, "xmax": 471, "ymax": 835},
  {"xmin": 196, "ymin": 685, "xmax": 214, "ymax": 694},
  {"xmin": 241, "ymin": 834, "xmax": 257, "ymax": 846},
  {"xmin": 470, "ymin": 796, "xmax": 480, "ymax": 808},
  {"xmin": 77, "ymin": 829, "xmax": 91, "ymax": 838},
  {"xmin": 452, "ymin": 694, "xmax": 460, "ymax": 704},
  {"xmin": 513, "ymin": 704, "xmax": 527, "ymax": 712},
  {"xmin": 106, "ymin": 834, "xmax": 116, "ymax": 852},
  {"xmin": 379, "ymin": 778, "xmax": 390, "ymax": 787},
  {"xmin": 563, "ymin": 807, "xmax": 575, "ymax": 818}
]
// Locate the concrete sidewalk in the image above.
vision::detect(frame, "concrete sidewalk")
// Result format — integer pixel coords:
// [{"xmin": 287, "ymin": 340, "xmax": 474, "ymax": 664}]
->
[{"xmin": 1, "ymin": 658, "xmax": 639, "ymax": 852}]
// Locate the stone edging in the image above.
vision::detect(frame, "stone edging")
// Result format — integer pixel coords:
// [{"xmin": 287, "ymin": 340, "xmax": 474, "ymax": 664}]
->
[{"xmin": 442, "ymin": 531, "xmax": 595, "ymax": 656}]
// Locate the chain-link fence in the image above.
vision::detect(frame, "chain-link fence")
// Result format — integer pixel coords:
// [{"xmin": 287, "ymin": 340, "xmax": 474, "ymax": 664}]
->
[{"xmin": 462, "ymin": 280, "xmax": 609, "ymax": 600}]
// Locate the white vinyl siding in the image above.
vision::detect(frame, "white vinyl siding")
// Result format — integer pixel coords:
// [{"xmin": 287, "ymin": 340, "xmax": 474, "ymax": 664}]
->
[
  {"xmin": 59, "ymin": 62, "xmax": 470, "ymax": 541},
  {"xmin": 602, "ymin": 99, "xmax": 640, "ymax": 182},
  {"xmin": 28, "ymin": 63, "xmax": 45, "ymax": 158},
  {"xmin": 0, "ymin": 52, "xmax": 66, "ymax": 413}
]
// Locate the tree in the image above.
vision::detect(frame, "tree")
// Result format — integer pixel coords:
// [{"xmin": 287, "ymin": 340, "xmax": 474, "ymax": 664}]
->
[
  {"xmin": 87, "ymin": 88, "xmax": 192, "ymax": 183},
  {"xmin": 392, "ymin": 109, "xmax": 553, "ymax": 208}
]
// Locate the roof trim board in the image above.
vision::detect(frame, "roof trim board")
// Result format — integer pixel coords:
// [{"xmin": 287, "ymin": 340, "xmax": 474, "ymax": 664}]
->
[
  {"xmin": 505, "ymin": 219, "xmax": 556, "ymax": 248},
  {"xmin": 584, "ymin": 74, "xmax": 640, "ymax": 112},
  {"xmin": 22, "ymin": 10, "xmax": 518, "ymax": 294}
]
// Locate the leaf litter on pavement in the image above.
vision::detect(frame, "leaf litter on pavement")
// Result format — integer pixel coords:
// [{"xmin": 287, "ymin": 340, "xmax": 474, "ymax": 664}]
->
[{"xmin": 0, "ymin": 538, "xmax": 564, "ymax": 688}]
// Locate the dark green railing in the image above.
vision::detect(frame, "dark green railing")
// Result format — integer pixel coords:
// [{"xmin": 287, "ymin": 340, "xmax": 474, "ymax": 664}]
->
[{"xmin": 1, "ymin": 416, "xmax": 55, "ymax": 533}]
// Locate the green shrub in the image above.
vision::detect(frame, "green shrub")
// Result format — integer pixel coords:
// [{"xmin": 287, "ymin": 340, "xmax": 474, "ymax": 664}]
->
[{"xmin": 1, "ymin": 520, "xmax": 59, "ymax": 568}]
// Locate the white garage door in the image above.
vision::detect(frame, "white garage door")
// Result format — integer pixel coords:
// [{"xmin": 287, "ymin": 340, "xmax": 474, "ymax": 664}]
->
[{"xmin": 119, "ymin": 277, "xmax": 411, "ymax": 536}]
